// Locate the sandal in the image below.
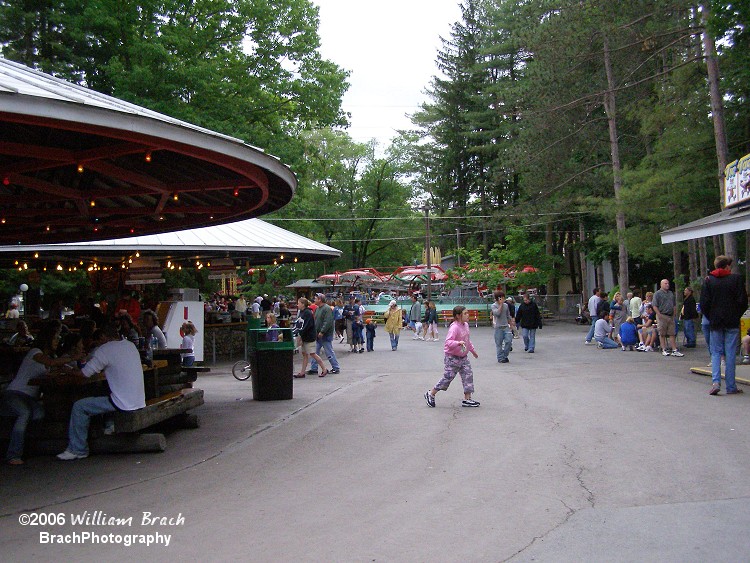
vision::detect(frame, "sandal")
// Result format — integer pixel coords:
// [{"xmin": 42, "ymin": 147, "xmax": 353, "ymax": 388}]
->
[
  {"xmin": 319, "ymin": 369, "xmax": 328, "ymax": 378},
  {"xmin": 294, "ymin": 373, "xmax": 306, "ymax": 378}
]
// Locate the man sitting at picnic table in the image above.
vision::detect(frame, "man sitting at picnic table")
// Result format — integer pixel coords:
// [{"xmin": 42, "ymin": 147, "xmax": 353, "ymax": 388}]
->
[{"xmin": 57, "ymin": 322, "xmax": 145, "ymax": 461}]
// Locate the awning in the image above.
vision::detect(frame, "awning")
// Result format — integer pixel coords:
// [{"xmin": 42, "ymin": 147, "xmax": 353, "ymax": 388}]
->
[
  {"xmin": 0, "ymin": 218, "xmax": 340, "ymax": 266},
  {"xmin": 660, "ymin": 206, "xmax": 750, "ymax": 244},
  {"xmin": 285, "ymin": 279, "xmax": 333, "ymax": 289}
]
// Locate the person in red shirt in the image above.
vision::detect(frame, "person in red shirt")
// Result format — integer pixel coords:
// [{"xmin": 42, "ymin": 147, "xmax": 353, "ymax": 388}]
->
[{"xmin": 114, "ymin": 290, "xmax": 141, "ymax": 322}]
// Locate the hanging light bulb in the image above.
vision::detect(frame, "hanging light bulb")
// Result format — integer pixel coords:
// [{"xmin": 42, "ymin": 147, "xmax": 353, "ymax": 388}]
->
[
  {"xmin": 145, "ymin": 151, "xmax": 152, "ymax": 163},
  {"xmin": 77, "ymin": 164, "xmax": 84, "ymax": 173}
]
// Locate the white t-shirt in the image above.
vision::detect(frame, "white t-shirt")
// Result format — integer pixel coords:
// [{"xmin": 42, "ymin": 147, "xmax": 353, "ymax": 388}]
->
[
  {"xmin": 181, "ymin": 334, "xmax": 195, "ymax": 359},
  {"xmin": 7, "ymin": 348, "xmax": 46, "ymax": 398},
  {"xmin": 82, "ymin": 339, "xmax": 145, "ymax": 411}
]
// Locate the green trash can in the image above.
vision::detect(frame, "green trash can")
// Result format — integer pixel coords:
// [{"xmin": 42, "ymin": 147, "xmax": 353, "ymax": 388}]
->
[{"xmin": 247, "ymin": 324, "xmax": 294, "ymax": 400}]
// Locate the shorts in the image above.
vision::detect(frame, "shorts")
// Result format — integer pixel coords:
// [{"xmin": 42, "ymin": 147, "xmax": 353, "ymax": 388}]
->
[
  {"xmin": 300, "ymin": 340, "xmax": 316, "ymax": 354},
  {"xmin": 656, "ymin": 313, "xmax": 675, "ymax": 337}
]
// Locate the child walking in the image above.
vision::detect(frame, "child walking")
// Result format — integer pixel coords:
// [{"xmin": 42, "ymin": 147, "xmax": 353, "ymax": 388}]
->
[
  {"xmin": 352, "ymin": 313, "xmax": 365, "ymax": 353},
  {"xmin": 365, "ymin": 318, "xmax": 376, "ymax": 351},
  {"xmin": 424, "ymin": 306, "xmax": 480, "ymax": 408}
]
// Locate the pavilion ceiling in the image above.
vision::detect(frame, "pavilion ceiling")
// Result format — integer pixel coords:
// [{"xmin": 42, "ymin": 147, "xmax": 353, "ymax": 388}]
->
[{"xmin": 0, "ymin": 58, "xmax": 297, "ymax": 247}]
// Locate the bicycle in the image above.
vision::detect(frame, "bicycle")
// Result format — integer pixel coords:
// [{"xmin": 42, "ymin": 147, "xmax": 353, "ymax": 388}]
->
[{"xmin": 232, "ymin": 359, "xmax": 252, "ymax": 381}]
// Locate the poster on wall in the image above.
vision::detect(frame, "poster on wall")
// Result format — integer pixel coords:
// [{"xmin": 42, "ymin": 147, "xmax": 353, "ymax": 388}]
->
[{"xmin": 724, "ymin": 152, "xmax": 750, "ymax": 209}]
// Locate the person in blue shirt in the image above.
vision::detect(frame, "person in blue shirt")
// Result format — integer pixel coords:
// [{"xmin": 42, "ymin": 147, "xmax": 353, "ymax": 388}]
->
[
  {"xmin": 365, "ymin": 318, "xmax": 376, "ymax": 351},
  {"xmin": 618, "ymin": 316, "xmax": 638, "ymax": 351}
]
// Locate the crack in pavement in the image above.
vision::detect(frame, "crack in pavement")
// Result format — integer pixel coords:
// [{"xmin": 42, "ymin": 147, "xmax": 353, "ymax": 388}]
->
[{"xmin": 502, "ymin": 446, "xmax": 595, "ymax": 561}]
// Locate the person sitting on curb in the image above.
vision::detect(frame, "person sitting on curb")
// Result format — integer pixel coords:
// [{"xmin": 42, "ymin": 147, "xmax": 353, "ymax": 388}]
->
[{"xmin": 57, "ymin": 322, "xmax": 145, "ymax": 461}]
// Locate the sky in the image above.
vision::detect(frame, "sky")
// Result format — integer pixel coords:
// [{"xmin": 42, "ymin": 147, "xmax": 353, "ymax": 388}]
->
[{"xmin": 313, "ymin": 0, "xmax": 462, "ymax": 148}]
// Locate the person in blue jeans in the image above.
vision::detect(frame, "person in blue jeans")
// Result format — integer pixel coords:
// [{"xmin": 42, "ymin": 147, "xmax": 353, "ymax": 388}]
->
[
  {"xmin": 680, "ymin": 286, "xmax": 698, "ymax": 348},
  {"xmin": 514, "ymin": 292, "xmax": 542, "ymax": 353},
  {"xmin": 491, "ymin": 291, "xmax": 515, "ymax": 363},
  {"xmin": 308, "ymin": 294, "xmax": 341, "ymax": 375},
  {"xmin": 365, "ymin": 319, "xmax": 376, "ymax": 351},
  {"xmin": 700, "ymin": 255, "xmax": 748, "ymax": 395},
  {"xmin": 3, "ymin": 321, "xmax": 81, "ymax": 465},
  {"xmin": 584, "ymin": 288, "xmax": 602, "ymax": 344},
  {"xmin": 57, "ymin": 323, "xmax": 146, "ymax": 460},
  {"xmin": 594, "ymin": 311, "xmax": 619, "ymax": 349}
]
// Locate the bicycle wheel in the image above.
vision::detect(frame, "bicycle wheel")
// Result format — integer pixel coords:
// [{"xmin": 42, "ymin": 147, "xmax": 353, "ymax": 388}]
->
[{"xmin": 232, "ymin": 360, "xmax": 252, "ymax": 381}]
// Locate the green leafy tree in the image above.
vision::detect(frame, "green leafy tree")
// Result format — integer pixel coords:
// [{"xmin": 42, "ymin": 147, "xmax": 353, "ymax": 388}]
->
[{"xmin": 0, "ymin": 0, "xmax": 350, "ymax": 167}]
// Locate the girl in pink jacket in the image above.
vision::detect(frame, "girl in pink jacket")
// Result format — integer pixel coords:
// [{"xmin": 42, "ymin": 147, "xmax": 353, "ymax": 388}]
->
[{"xmin": 424, "ymin": 306, "xmax": 480, "ymax": 408}]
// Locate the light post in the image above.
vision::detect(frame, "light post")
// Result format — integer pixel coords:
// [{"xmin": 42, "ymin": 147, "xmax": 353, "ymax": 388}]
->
[
  {"xmin": 456, "ymin": 228, "xmax": 461, "ymax": 268},
  {"xmin": 423, "ymin": 204, "xmax": 431, "ymax": 299},
  {"xmin": 19, "ymin": 283, "xmax": 28, "ymax": 316}
]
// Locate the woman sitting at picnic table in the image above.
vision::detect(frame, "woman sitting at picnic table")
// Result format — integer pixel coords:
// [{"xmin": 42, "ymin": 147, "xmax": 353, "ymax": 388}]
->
[
  {"xmin": 141, "ymin": 310, "xmax": 168, "ymax": 349},
  {"xmin": 116, "ymin": 312, "xmax": 141, "ymax": 346},
  {"xmin": 5, "ymin": 320, "xmax": 34, "ymax": 346},
  {"xmin": 2, "ymin": 321, "xmax": 83, "ymax": 465}
]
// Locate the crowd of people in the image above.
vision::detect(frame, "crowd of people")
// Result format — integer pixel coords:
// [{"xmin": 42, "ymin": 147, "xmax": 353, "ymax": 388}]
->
[
  {"xmin": 1, "ymin": 317, "xmax": 147, "ymax": 464},
  {"xmin": 1, "ymin": 289, "xmax": 206, "ymax": 465},
  {"xmin": 582, "ymin": 283, "xmax": 690, "ymax": 356}
]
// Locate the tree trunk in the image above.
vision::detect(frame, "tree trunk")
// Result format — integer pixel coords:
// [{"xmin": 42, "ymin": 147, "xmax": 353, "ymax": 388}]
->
[
  {"xmin": 603, "ymin": 35, "xmax": 629, "ymax": 291},
  {"xmin": 701, "ymin": 3, "xmax": 738, "ymax": 271},
  {"xmin": 688, "ymin": 239, "xmax": 698, "ymax": 285},
  {"xmin": 699, "ymin": 237, "xmax": 708, "ymax": 278},
  {"xmin": 568, "ymin": 231, "xmax": 579, "ymax": 295},
  {"xmin": 672, "ymin": 245, "xmax": 681, "ymax": 287},
  {"xmin": 712, "ymin": 235, "xmax": 722, "ymax": 258},
  {"xmin": 546, "ymin": 222, "xmax": 555, "ymax": 295},
  {"xmin": 596, "ymin": 264, "xmax": 605, "ymax": 292},
  {"xmin": 579, "ymin": 221, "xmax": 589, "ymax": 299}
]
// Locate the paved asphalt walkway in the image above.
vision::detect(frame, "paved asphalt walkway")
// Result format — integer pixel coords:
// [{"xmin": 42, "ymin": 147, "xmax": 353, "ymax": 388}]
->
[{"xmin": 2, "ymin": 322, "xmax": 749, "ymax": 561}]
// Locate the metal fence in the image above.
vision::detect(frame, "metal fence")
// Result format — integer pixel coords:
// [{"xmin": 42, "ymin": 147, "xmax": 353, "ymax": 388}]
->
[{"xmin": 526, "ymin": 294, "xmax": 584, "ymax": 323}]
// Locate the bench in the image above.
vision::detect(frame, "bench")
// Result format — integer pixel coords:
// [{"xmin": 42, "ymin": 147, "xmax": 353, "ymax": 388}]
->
[
  {"xmin": 440, "ymin": 310, "xmax": 453, "ymax": 327},
  {"xmin": 182, "ymin": 366, "xmax": 211, "ymax": 378},
  {"xmin": 113, "ymin": 388, "xmax": 204, "ymax": 433}
]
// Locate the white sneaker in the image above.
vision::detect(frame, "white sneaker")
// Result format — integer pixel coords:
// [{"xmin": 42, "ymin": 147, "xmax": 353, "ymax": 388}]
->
[
  {"xmin": 644, "ymin": 346, "xmax": 653, "ymax": 352},
  {"xmin": 57, "ymin": 450, "xmax": 88, "ymax": 461},
  {"xmin": 585, "ymin": 340, "xmax": 592, "ymax": 345},
  {"xmin": 662, "ymin": 349, "xmax": 670, "ymax": 356},
  {"xmin": 670, "ymin": 350, "xmax": 684, "ymax": 357},
  {"xmin": 622, "ymin": 346, "xmax": 626, "ymax": 351}
]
